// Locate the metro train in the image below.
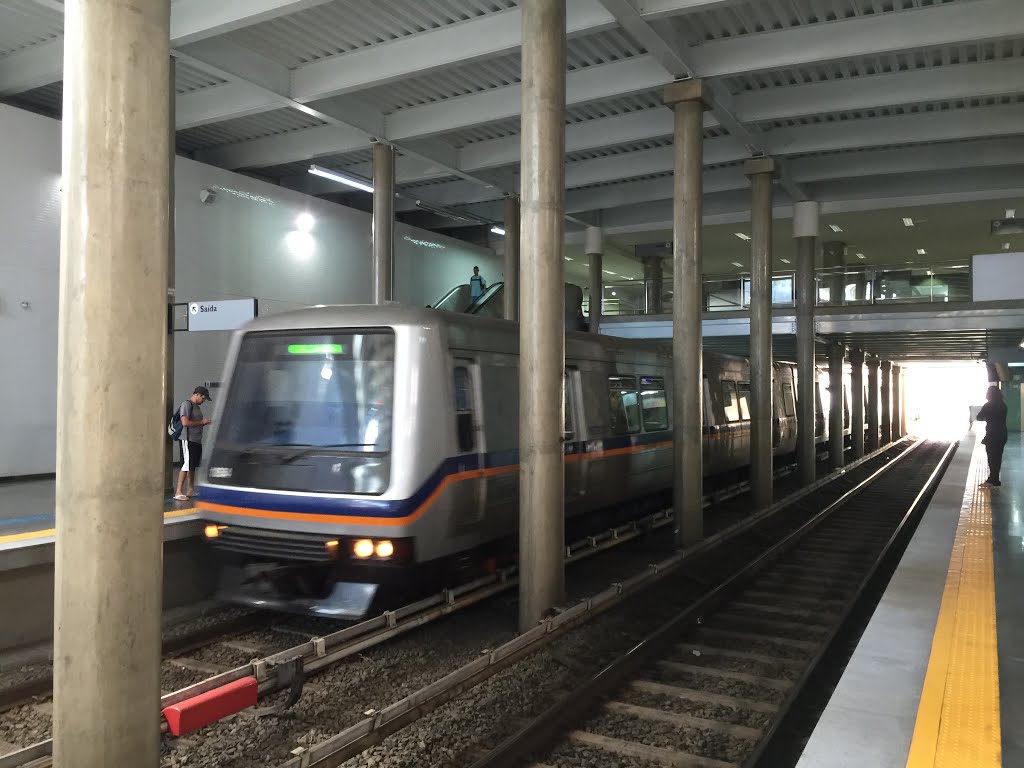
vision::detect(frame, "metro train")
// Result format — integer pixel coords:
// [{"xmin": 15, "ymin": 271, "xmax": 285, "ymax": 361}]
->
[{"xmin": 196, "ymin": 304, "xmax": 850, "ymax": 617}]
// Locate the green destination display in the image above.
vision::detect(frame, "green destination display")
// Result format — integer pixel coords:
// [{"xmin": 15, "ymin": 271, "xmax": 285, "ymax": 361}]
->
[{"xmin": 287, "ymin": 343, "xmax": 344, "ymax": 355}]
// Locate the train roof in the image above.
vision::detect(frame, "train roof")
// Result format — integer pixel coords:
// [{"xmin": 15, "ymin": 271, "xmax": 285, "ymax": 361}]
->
[{"xmin": 237, "ymin": 303, "xmax": 748, "ymax": 364}]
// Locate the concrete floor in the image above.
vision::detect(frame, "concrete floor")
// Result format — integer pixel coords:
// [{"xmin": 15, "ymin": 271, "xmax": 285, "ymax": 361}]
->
[
  {"xmin": 798, "ymin": 431, "xmax": 1021, "ymax": 767},
  {"xmin": 0, "ymin": 478, "xmax": 192, "ymax": 539}
]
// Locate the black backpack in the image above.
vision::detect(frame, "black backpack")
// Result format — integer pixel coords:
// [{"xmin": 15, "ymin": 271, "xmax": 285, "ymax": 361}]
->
[{"xmin": 167, "ymin": 401, "xmax": 192, "ymax": 441}]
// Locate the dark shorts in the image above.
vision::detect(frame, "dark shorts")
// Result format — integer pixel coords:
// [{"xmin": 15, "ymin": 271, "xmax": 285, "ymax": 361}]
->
[{"xmin": 181, "ymin": 440, "xmax": 203, "ymax": 472}]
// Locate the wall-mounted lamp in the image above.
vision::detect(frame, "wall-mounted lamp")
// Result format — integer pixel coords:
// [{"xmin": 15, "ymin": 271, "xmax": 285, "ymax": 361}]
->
[{"xmin": 199, "ymin": 188, "xmax": 216, "ymax": 205}]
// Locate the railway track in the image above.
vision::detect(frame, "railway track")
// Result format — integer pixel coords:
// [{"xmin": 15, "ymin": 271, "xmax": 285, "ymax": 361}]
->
[
  {"xmin": 0, "ymin": 445, "xmax": 884, "ymax": 768},
  {"xmin": 469, "ymin": 439, "xmax": 956, "ymax": 768}
]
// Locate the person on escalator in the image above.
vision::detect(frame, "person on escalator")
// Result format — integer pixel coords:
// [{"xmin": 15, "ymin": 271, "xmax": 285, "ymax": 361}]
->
[
  {"xmin": 976, "ymin": 385, "xmax": 1008, "ymax": 488},
  {"xmin": 469, "ymin": 266, "xmax": 487, "ymax": 301}
]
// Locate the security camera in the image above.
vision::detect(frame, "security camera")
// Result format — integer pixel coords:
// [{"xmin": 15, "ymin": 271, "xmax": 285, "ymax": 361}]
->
[{"xmin": 199, "ymin": 188, "xmax": 216, "ymax": 205}]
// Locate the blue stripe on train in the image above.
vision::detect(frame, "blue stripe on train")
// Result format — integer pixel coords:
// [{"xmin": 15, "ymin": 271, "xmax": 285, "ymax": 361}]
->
[{"xmin": 199, "ymin": 430, "xmax": 673, "ymax": 520}]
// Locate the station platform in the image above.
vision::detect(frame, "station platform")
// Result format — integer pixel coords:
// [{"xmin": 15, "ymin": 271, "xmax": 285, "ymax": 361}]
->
[
  {"xmin": 798, "ymin": 431, "xmax": 1019, "ymax": 768},
  {"xmin": 0, "ymin": 478, "xmax": 199, "ymax": 554}
]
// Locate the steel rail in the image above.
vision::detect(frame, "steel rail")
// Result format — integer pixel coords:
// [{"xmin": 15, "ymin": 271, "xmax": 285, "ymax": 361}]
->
[
  {"xmin": 470, "ymin": 439, "xmax": 950, "ymax": 768},
  {"xmin": 273, "ymin": 439, "xmax": 916, "ymax": 768}
]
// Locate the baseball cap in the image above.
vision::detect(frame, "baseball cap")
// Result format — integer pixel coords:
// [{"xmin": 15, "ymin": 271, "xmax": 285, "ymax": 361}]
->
[{"xmin": 193, "ymin": 386, "xmax": 212, "ymax": 402}]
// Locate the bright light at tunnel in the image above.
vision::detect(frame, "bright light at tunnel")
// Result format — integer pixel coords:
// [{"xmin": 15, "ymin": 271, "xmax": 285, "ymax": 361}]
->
[{"xmin": 904, "ymin": 362, "xmax": 989, "ymax": 440}]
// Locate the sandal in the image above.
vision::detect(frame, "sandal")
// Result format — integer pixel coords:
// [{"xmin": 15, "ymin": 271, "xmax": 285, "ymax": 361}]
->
[{"xmin": 173, "ymin": 494, "xmax": 189, "ymax": 501}]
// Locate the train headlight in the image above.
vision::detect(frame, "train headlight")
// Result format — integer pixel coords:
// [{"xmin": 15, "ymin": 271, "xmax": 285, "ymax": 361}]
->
[
  {"xmin": 203, "ymin": 525, "xmax": 226, "ymax": 539},
  {"xmin": 353, "ymin": 539, "xmax": 375, "ymax": 558},
  {"xmin": 375, "ymin": 540, "xmax": 394, "ymax": 558}
]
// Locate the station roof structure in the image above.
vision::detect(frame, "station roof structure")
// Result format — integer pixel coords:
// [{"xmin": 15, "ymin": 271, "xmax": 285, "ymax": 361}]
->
[{"xmin": 2, "ymin": 0, "xmax": 1023, "ymax": 360}]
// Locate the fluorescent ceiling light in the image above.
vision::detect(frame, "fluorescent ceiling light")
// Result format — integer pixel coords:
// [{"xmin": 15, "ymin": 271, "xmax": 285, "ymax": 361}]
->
[
  {"xmin": 916, "ymin": 248, "xmax": 927, "ymax": 255},
  {"xmin": 856, "ymin": 253, "xmax": 865, "ymax": 259},
  {"xmin": 490, "ymin": 226, "xmax": 505, "ymax": 235},
  {"xmin": 902, "ymin": 217, "xmax": 914, "ymax": 227},
  {"xmin": 734, "ymin": 232, "xmax": 751, "ymax": 241},
  {"xmin": 603, "ymin": 270, "xmax": 617, "ymax": 275},
  {"xmin": 564, "ymin": 256, "xmax": 572, "ymax": 261},
  {"xmin": 780, "ymin": 258, "xmax": 791, "ymax": 264},
  {"xmin": 309, "ymin": 164, "xmax": 373, "ymax": 193},
  {"xmin": 1007, "ymin": 208, "xmax": 1016, "ymax": 218},
  {"xmin": 731, "ymin": 261, "xmax": 743, "ymax": 268},
  {"xmin": 828, "ymin": 224, "xmax": 843, "ymax": 233}
]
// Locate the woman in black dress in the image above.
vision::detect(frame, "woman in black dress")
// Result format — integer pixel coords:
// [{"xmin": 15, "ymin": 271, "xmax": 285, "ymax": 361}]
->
[{"xmin": 976, "ymin": 385, "xmax": 1008, "ymax": 487}]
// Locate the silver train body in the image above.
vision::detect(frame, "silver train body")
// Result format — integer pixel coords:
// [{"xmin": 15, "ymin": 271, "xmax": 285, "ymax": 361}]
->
[{"xmin": 197, "ymin": 305, "xmax": 845, "ymax": 617}]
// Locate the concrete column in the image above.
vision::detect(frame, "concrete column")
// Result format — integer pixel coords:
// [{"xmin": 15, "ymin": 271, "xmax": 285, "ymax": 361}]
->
[
  {"xmin": 867, "ymin": 358, "xmax": 880, "ymax": 451},
  {"xmin": 664, "ymin": 80, "xmax": 706, "ymax": 546},
  {"xmin": 165, "ymin": 56, "xmax": 176, "ymax": 492},
  {"xmin": 892, "ymin": 364, "xmax": 902, "ymax": 439},
  {"xmin": 829, "ymin": 343, "xmax": 845, "ymax": 470},
  {"xmin": 850, "ymin": 348, "xmax": 865, "ymax": 459},
  {"xmin": 518, "ymin": 0, "xmax": 566, "ymax": 632},
  {"xmin": 642, "ymin": 253, "xmax": 664, "ymax": 314},
  {"xmin": 745, "ymin": 157, "xmax": 776, "ymax": 509},
  {"xmin": 503, "ymin": 195, "xmax": 521, "ymax": 322},
  {"xmin": 793, "ymin": 201, "xmax": 818, "ymax": 485},
  {"xmin": 881, "ymin": 360, "xmax": 893, "ymax": 445},
  {"xmin": 586, "ymin": 226, "xmax": 603, "ymax": 333},
  {"xmin": 372, "ymin": 141, "xmax": 395, "ymax": 304},
  {"xmin": 54, "ymin": 0, "xmax": 171, "ymax": 765}
]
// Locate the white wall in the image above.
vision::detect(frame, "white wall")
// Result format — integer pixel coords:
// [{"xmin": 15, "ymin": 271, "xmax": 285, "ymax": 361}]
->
[
  {"xmin": 0, "ymin": 103, "xmax": 501, "ymax": 477},
  {"xmin": 972, "ymin": 252, "xmax": 1024, "ymax": 302}
]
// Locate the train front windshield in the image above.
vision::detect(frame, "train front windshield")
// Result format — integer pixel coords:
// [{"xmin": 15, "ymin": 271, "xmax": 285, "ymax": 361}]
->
[{"xmin": 209, "ymin": 329, "xmax": 395, "ymax": 494}]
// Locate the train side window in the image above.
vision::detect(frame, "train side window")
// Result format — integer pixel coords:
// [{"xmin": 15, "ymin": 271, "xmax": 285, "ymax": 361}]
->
[
  {"xmin": 737, "ymin": 382, "xmax": 751, "ymax": 421},
  {"xmin": 453, "ymin": 367, "xmax": 475, "ymax": 453},
  {"xmin": 608, "ymin": 376, "xmax": 640, "ymax": 434},
  {"xmin": 703, "ymin": 378, "xmax": 713, "ymax": 426},
  {"xmin": 782, "ymin": 383, "xmax": 796, "ymax": 417},
  {"xmin": 722, "ymin": 381, "xmax": 740, "ymax": 422},
  {"xmin": 639, "ymin": 376, "xmax": 668, "ymax": 431}
]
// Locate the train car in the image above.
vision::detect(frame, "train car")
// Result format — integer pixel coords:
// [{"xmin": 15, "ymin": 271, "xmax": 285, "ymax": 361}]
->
[{"xmin": 196, "ymin": 305, "xmax": 811, "ymax": 618}]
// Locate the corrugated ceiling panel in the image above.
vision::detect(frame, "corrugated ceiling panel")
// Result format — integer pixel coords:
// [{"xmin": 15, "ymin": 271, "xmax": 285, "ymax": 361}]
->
[
  {"xmin": 224, "ymin": 0, "xmax": 518, "ymax": 69},
  {"xmin": 566, "ymin": 136, "xmax": 673, "ymax": 164},
  {"xmin": 668, "ymin": 0, "xmax": 964, "ymax": 47},
  {"xmin": 2, "ymin": 81, "xmax": 62, "ymax": 119},
  {"xmin": 176, "ymin": 108, "xmax": 328, "ymax": 152},
  {"xmin": 753, "ymin": 93, "xmax": 1024, "ymax": 131},
  {"xmin": 175, "ymin": 61, "xmax": 227, "ymax": 94},
  {"xmin": 722, "ymin": 38, "xmax": 1024, "ymax": 94},
  {"xmin": 356, "ymin": 28, "xmax": 647, "ymax": 114},
  {"xmin": 0, "ymin": 0, "xmax": 62, "ymax": 58}
]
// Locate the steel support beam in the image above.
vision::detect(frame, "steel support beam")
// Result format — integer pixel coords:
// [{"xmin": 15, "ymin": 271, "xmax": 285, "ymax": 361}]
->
[
  {"xmin": 829, "ymin": 343, "xmax": 846, "ymax": 470},
  {"xmin": 54, "ymin": 1, "xmax": 170, "ymax": 766},
  {"xmin": 518, "ymin": 0, "xmax": 566, "ymax": 632},
  {"xmin": 745, "ymin": 157, "xmax": 775, "ymax": 509},
  {"xmin": 793, "ymin": 201, "xmax": 818, "ymax": 486},
  {"xmin": 850, "ymin": 348, "xmax": 865, "ymax": 460},
  {"xmin": 372, "ymin": 143, "xmax": 395, "ymax": 304},
  {"xmin": 866, "ymin": 358, "xmax": 880, "ymax": 452},
  {"xmin": 880, "ymin": 361, "xmax": 893, "ymax": 445},
  {"xmin": 665, "ymin": 80, "xmax": 706, "ymax": 545},
  {"xmin": 504, "ymin": 196, "xmax": 521, "ymax": 322},
  {"xmin": 586, "ymin": 226, "xmax": 603, "ymax": 333}
]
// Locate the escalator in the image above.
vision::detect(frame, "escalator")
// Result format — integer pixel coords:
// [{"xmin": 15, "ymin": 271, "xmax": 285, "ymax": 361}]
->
[{"xmin": 430, "ymin": 281, "xmax": 590, "ymax": 332}]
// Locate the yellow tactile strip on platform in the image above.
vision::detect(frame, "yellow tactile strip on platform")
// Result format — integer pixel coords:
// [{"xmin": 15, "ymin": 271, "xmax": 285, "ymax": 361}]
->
[
  {"xmin": 0, "ymin": 507, "xmax": 196, "ymax": 545},
  {"xmin": 906, "ymin": 446, "xmax": 1001, "ymax": 768}
]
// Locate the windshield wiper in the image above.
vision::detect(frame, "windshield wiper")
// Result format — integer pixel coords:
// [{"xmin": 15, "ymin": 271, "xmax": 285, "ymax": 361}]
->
[{"xmin": 280, "ymin": 444, "xmax": 378, "ymax": 463}]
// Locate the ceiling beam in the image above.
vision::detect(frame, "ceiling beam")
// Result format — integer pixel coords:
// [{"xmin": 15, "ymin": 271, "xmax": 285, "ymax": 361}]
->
[
  {"xmin": 566, "ymin": 166, "xmax": 1024, "ymax": 237},
  {"xmin": 688, "ymin": 0, "xmax": 1024, "ymax": 77},
  {"xmin": 175, "ymin": 81, "xmax": 281, "ymax": 129},
  {"xmin": 0, "ymin": 0, "xmax": 333, "ymax": 96},
  {"xmin": 210, "ymin": 34, "xmax": 1024, "ymax": 178}
]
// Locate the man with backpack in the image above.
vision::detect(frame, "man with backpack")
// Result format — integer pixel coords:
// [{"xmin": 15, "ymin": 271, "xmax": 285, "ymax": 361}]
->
[{"xmin": 172, "ymin": 386, "xmax": 212, "ymax": 501}]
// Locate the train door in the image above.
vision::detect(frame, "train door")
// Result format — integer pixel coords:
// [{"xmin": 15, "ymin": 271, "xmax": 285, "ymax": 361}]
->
[
  {"xmin": 452, "ymin": 361, "xmax": 486, "ymax": 526},
  {"xmin": 770, "ymin": 371, "xmax": 784, "ymax": 449},
  {"xmin": 564, "ymin": 368, "xmax": 583, "ymax": 503}
]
